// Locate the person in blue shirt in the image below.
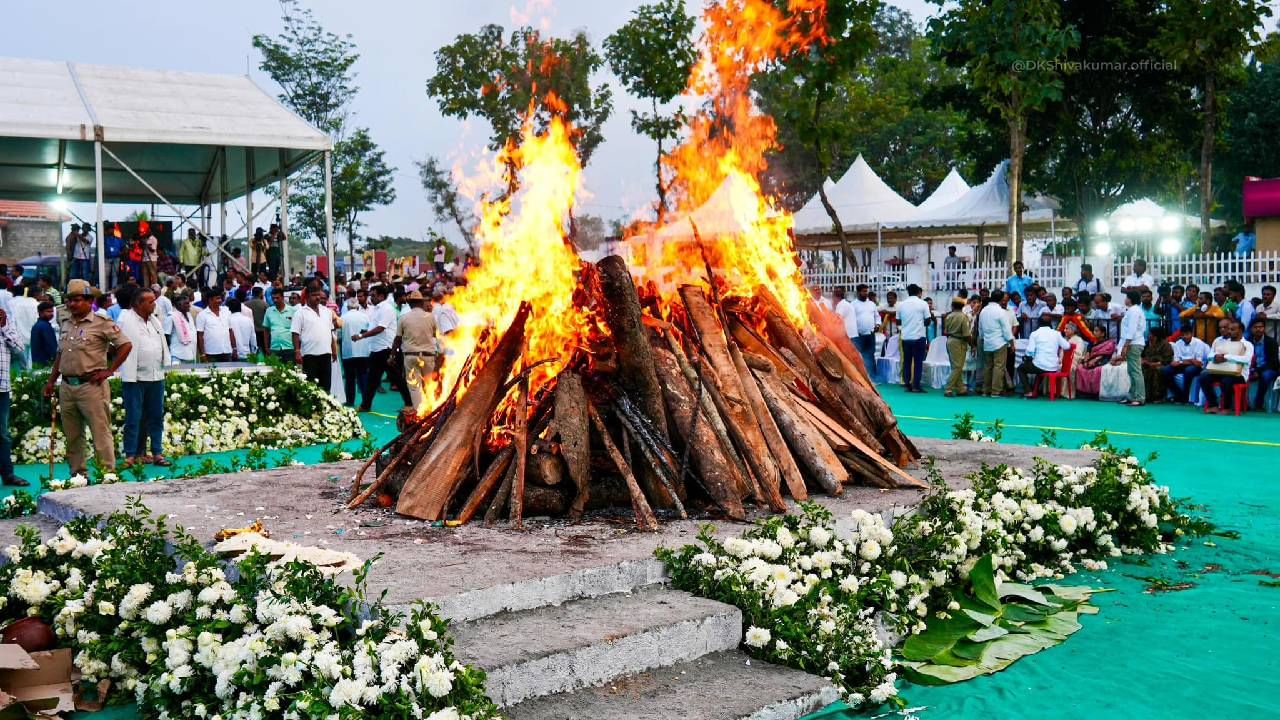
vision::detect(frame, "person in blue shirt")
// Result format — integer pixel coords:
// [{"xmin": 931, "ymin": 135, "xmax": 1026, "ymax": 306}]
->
[
  {"xmin": 1005, "ymin": 261, "xmax": 1033, "ymax": 300},
  {"xmin": 30, "ymin": 302, "xmax": 59, "ymax": 366}
]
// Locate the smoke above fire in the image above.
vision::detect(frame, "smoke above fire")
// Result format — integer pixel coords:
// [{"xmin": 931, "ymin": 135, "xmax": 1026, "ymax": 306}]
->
[{"xmin": 420, "ymin": 0, "xmax": 830, "ymax": 415}]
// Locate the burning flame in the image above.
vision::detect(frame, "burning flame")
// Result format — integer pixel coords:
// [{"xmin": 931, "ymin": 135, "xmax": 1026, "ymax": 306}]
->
[
  {"xmin": 421, "ymin": 106, "xmax": 590, "ymax": 414},
  {"xmin": 629, "ymin": 0, "xmax": 828, "ymax": 329}
]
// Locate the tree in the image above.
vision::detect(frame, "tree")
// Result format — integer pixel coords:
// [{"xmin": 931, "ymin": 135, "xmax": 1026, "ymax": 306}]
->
[
  {"xmin": 929, "ymin": 0, "xmax": 1078, "ymax": 266},
  {"xmin": 416, "ymin": 156, "xmax": 477, "ymax": 254},
  {"xmin": 1027, "ymin": 0, "xmax": 1199, "ymax": 236},
  {"xmin": 253, "ymin": 1, "xmax": 396, "ymax": 263},
  {"xmin": 252, "ymin": 0, "xmax": 358, "ymax": 135},
  {"xmin": 752, "ymin": 0, "xmax": 879, "ymax": 269},
  {"xmin": 427, "ymin": 25, "xmax": 614, "ymax": 195},
  {"xmin": 1217, "ymin": 57, "xmax": 1280, "ymax": 226},
  {"xmin": 603, "ymin": 0, "xmax": 698, "ymax": 221},
  {"xmin": 1156, "ymin": 0, "xmax": 1272, "ymax": 241}
]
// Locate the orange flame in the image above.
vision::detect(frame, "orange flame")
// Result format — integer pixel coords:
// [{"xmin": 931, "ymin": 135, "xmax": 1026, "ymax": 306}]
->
[
  {"xmin": 629, "ymin": 0, "xmax": 828, "ymax": 329},
  {"xmin": 420, "ymin": 107, "xmax": 589, "ymax": 414}
]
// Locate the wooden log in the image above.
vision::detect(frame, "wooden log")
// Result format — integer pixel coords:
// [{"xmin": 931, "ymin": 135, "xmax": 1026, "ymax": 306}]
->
[
  {"xmin": 509, "ymin": 370, "xmax": 530, "ymax": 528},
  {"xmin": 664, "ymin": 330, "xmax": 752, "ymax": 496},
  {"xmin": 597, "ymin": 255, "xmax": 674, "ymax": 508},
  {"xmin": 588, "ymin": 403, "xmax": 659, "ymax": 531},
  {"xmin": 753, "ymin": 369, "xmax": 846, "ymax": 495},
  {"xmin": 790, "ymin": 396, "xmax": 927, "ymax": 490},
  {"xmin": 397, "ymin": 303, "xmax": 530, "ymax": 520},
  {"xmin": 651, "ymin": 348, "xmax": 747, "ymax": 519},
  {"xmin": 555, "ymin": 372, "xmax": 591, "ymax": 520},
  {"xmin": 806, "ymin": 296, "xmax": 873, "ymax": 388},
  {"xmin": 728, "ymin": 341, "xmax": 803, "ymax": 505},
  {"xmin": 523, "ymin": 483, "xmax": 569, "ymax": 516},
  {"xmin": 484, "ymin": 461, "xmax": 517, "ymax": 527},
  {"xmin": 528, "ymin": 447, "xmax": 565, "ymax": 487},
  {"xmin": 456, "ymin": 446, "xmax": 516, "ymax": 525},
  {"xmin": 679, "ymin": 285, "xmax": 781, "ymax": 502}
]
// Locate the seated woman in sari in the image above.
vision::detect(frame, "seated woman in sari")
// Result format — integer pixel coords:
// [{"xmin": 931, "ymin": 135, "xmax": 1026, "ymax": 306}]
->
[{"xmin": 1074, "ymin": 325, "xmax": 1117, "ymax": 397}]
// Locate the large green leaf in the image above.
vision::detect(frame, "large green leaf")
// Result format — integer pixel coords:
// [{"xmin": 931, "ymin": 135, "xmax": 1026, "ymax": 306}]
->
[
  {"xmin": 900, "ymin": 612, "xmax": 982, "ymax": 661},
  {"xmin": 998, "ymin": 582, "xmax": 1052, "ymax": 606},
  {"xmin": 969, "ymin": 555, "xmax": 1002, "ymax": 610},
  {"xmin": 968, "ymin": 625, "xmax": 1010, "ymax": 643}
]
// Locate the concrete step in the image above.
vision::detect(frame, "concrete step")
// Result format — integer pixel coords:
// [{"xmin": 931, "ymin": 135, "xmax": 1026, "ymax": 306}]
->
[
  {"xmin": 425, "ymin": 557, "xmax": 669, "ymax": 624},
  {"xmin": 452, "ymin": 586, "xmax": 743, "ymax": 708},
  {"xmin": 504, "ymin": 650, "xmax": 840, "ymax": 720}
]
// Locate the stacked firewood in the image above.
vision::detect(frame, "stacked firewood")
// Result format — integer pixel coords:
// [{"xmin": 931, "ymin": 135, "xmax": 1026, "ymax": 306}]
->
[{"xmin": 347, "ymin": 255, "xmax": 923, "ymax": 529}]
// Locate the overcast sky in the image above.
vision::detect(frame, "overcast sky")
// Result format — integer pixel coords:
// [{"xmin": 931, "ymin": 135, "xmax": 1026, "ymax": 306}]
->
[{"xmin": 6, "ymin": 0, "xmax": 969, "ymax": 246}]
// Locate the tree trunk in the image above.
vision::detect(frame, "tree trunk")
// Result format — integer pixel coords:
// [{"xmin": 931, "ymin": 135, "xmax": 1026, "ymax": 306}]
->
[
  {"xmin": 654, "ymin": 97, "xmax": 667, "ymax": 223},
  {"xmin": 597, "ymin": 255, "xmax": 675, "ymax": 507},
  {"xmin": 1007, "ymin": 112, "xmax": 1027, "ymax": 268},
  {"xmin": 812, "ymin": 92, "xmax": 857, "ymax": 270},
  {"xmin": 1200, "ymin": 73, "xmax": 1216, "ymax": 245}
]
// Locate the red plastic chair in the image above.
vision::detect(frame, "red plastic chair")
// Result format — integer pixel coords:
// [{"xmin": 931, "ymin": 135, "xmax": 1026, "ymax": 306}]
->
[
  {"xmin": 1202, "ymin": 377, "xmax": 1254, "ymax": 415},
  {"xmin": 1039, "ymin": 350, "xmax": 1075, "ymax": 401}
]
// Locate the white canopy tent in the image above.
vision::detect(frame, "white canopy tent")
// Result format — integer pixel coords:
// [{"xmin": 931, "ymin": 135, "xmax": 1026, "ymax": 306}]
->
[
  {"xmin": 0, "ymin": 56, "xmax": 334, "ymax": 288},
  {"xmin": 790, "ymin": 176, "xmax": 838, "ymax": 234},
  {"xmin": 914, "ymin": 168, "xmax": 970, "ymax": 215},
  {"xmin": 826, "ymin": 154, "xmax": 918, "ymax": 232}
]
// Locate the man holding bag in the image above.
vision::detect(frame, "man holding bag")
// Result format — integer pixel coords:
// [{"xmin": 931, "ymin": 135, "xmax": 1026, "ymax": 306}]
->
[{"xmin": 1202, "ymin": 319, "xmax": 1254, "ymax": 413}]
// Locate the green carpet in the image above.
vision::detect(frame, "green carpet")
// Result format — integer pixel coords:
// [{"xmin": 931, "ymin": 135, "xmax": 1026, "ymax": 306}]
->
[{"xmin": 812, "ymin": 386, "xmax": 1280, "ymax": 719}]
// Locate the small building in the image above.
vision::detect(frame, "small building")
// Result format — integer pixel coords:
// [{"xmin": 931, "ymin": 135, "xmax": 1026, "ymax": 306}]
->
[
  {"xmin": 1243, "ymin": 176, "xmax": 1280, "ymax": 252},
  {"xmin": 0, "ymin": 200, "xmax": 68, "ymax": 265}
]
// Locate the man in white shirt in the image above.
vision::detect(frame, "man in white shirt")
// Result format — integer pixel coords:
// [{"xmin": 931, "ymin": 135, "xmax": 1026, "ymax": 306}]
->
[
  {"xmin": 354, "ymin": 285, "xmax": 411, "ymax": 411},
  {"xmin": 226, "ymin": 298, "xmax": 258, "ymax": 360},
  {"xmin": 1203, "ymin": 318, "xmax": 1254, "ymax": 413},
  {"xmin": 837, "ymin": 285, "xmax": 880, "ymax": 377},
  {"xmin": 165, "ymin": 293, "xmax": 198, "ymax": 364},
  {"xmin": 1258, "ymin": 285, "xmax": 1279, "ymax": 319},
  {"xmin": 1121, "ymin": 258, "xmax": 1155, "ymax": 295},
  {"xmin": 1112, "ymin": 290, "xmax": 1148, "ymax": 406},
  {"xmin": 432, "ymin": 291, "xmax": 459, "ymax": 336},
  {"xmin": 194, "ymin": 289, "xmax": 237, "ymax": 362},
  {"xmin": 1018, "ymin": 317, "xmax": 1070, "ymax": 397},
  {"xmin": 1162, "ymin": 322, "xmax": 1209, "ymax": 404},
  {"xmin": 339, "ymin": 298, "xmax": 371, "ymax": 409},
  {"xmin": 118, "ymin": 288, "xmax": 171, "ymax": 466},
  {"xmin": 291, "ymin": 282, "xmax": 339, "ymax": 390},
  {"xmin": 896, "ymin": 284, "xmax": 931, "ymax": 392},
  {"xmin": 979, "ymin": 291, "xmax": 1014, "ymax": 396}
]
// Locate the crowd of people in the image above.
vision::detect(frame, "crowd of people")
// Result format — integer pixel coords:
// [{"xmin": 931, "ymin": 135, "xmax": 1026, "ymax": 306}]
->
[
  {"xmin": 827, "ymin": 258, "xmax": 1280, "ymax": 412},
  {"xmin": 0, "ymin": 235, "xmax": 470, "ymax": 489}
]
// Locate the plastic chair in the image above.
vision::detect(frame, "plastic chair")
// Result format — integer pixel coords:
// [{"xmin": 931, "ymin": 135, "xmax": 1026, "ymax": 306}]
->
[
  {"xmin": 1202, "ymin": 377, "xmax": 1253, "ymax": 415},
  {"xmin": 1034, "ymin": 350, "xmax": 1075, "ymax": 401}
]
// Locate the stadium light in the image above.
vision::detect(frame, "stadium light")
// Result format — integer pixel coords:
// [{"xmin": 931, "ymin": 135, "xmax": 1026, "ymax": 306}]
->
[
  {"xmin": 1093, "ymin": 219, "xmax": 1110, "ymax": 235},
  {"xmin": 1095, "ymin": 241, "xmax": 1113, "ymax": 256},
  {"xmin": 50, "ymin": 198, "xmax": 69, "ymax": 212},
  {"xmin": 1159, "ymin": 237, "xmax": 1180, "ymax": 255},
  {"xmin": 1160, "ymin": 215, "xmax": 1181, "ymax": 232}
]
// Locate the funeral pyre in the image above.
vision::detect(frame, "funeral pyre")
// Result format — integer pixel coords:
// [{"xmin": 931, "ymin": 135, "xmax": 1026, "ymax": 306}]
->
[{"xmin": 347, "ymin": 0, "xmax": 923, "ymax": 528}]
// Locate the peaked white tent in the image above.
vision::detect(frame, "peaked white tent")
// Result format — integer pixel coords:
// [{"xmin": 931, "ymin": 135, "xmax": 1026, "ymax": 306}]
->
[
  {"xmin": 915, "ymin": 168, "xmax": 970, "ymax": 215},
  {"xmin": 826, "ymin": 154, "xmax": 918, "ymax": 231},
  {"xmin": 791, "ymin": 176, "xmax": 839, "ymax": 234},
  {"xmin": 0, "ymin": 56, "xmax": 334, "ymax": 287}
]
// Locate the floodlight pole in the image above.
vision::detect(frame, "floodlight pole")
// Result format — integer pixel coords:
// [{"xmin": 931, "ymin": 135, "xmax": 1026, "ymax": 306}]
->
[
  {"xmin": 94, "ymin": 138, "xmax": 105, "ymax": 291},
  {"xmin": 324, "ymin": 149, "xmax": 334, "ymax": 282},
  {"xmin": 280, "ymin": 157, "xmax": 290, "ymax": 281}
]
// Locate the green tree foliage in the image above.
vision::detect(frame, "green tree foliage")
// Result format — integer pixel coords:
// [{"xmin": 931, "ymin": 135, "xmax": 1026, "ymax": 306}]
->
[
  {"xmin": 427, "ymin": 24, "xmax": 614, "ymax": 195},
  {"xmin": 1155, "ymin": 0, "xmax": 1272, "ymax": 240},
  {"xmin": 929, "ymin": 0, "xmax": 1078, "ymax": 265},
  {"xmin": 417, "ymin": 156, "xmax": 478, "ymax": 254},
  {"xmin": 252, "ymin": 0, "xmax": 358, "ymax": 135},
  {"xmin": 1027, "ymin": 0, "xmax": 1199, "ymax": 235},
  {"xmin": 253, "ymin": 1, "xmax": 396, "ymax": 262},
  {"xmin": 752, "ymin": 0, "xmax": 879, "ymax": 268},
  {"xmin": 1217, "ymin": 57, "xmax": 1280, "ymax": 226},
  {"xmin": 603, "ymin": 0, "xmax": 698, "ymax": 221}
]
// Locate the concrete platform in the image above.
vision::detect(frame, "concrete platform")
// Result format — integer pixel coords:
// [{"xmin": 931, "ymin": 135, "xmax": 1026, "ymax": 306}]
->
[
  {"xmin": 30, "ymin": 439, "xmax": 1094, "ymax": 618},
  {"xmin": 17, "ymin": 438, "xmax": 1096, "ymax": 715},
  {"xmin": 505, "ymin": 650, "xmax": 841, "ymax": 720}
]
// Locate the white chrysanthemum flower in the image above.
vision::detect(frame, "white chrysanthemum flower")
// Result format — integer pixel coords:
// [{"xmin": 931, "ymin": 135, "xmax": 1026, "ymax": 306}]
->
[{"xmin": 744, "ymin": 626, "xmax": 771, "ymax": 648}]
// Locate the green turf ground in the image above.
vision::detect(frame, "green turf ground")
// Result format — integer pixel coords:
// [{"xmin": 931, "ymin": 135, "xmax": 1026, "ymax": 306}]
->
[
  {"xmin": 6, "ymin": 386, "xmax": 1277, "ymax": 718},
  {"xmin": 808, "ymin": 386, "xmax": 1280, "ymax": 719}
]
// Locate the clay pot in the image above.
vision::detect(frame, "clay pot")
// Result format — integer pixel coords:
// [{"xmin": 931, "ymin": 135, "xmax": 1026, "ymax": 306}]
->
[{"xmin": 2, "ymin": 617, "xmax": 56, "ymax": 652}]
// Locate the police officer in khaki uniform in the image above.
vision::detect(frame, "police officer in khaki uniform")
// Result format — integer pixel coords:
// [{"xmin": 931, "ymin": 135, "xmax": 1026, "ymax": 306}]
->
[
  {"xmin": 393, "ymin": 290, "xmax": 439, "ymax": 410},
  {"xmin": 42, "ymin": 280, "xmax": 132, "ymax": 476}
]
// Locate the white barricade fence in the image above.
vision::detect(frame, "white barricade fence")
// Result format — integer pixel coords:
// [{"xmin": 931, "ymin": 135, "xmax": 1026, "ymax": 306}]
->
[{"xmin": 1111, "ymin": 252, "xmax": 1280, "ymax": 292}]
